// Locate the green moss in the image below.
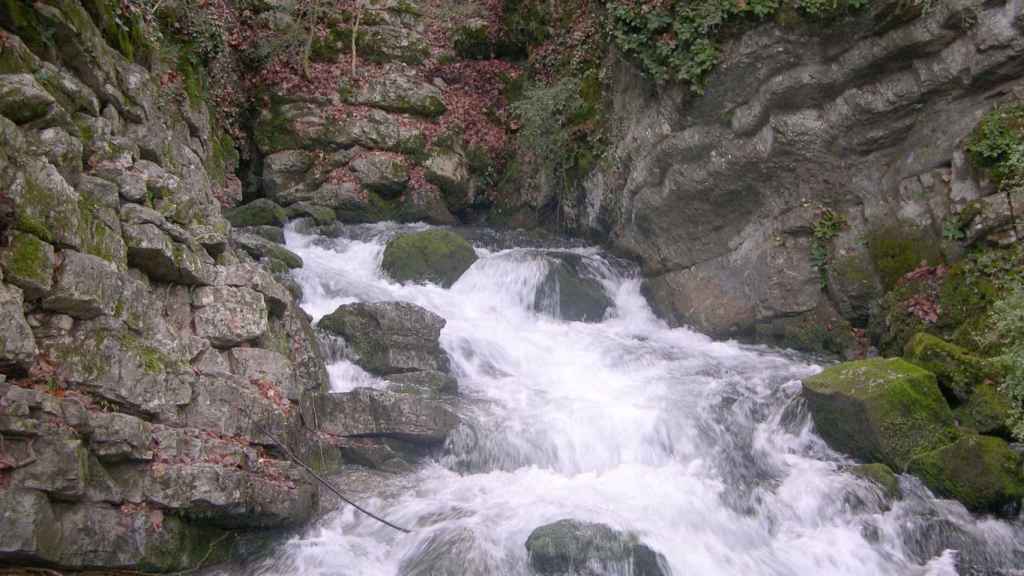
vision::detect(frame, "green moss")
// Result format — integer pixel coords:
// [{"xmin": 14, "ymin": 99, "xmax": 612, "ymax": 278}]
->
[
  {"xmin": 453, "ymin": 22, "xmax": 493, "ymax": 60},
  {"xmin": 0, "ymin": 0, "xmax": 57, "ymax": 60},
  {"xmin": 904, "ymin": 332, "xmax": 991, "ymax": 403},
  {"xmin": 253, "ymin": 99, "xmax": 303, "ymax": 154},
  {"xmin": 380, "ymin": 229, "xmax": 478, "ymax": 288},
  {"xmin": 966, "ymin": 103, "xmax": 1024, "ymax": 190},
  {"xmin": 224, "ymin": 199, "xmax": 288, "ymax": 228},
  {"xmin": 908, "ymin": 432, "xmax": 1024, "ymax": 515},
  {"xmin": 955, "ymin": 382, "xmax": 1012, "ymax": 438},
  {"xmin": 81, "ymin": 0, "xmax": 153, "ymax": 64},
  {"xmin": 851, "ymin": 463, "xmax": 901, "ymax": 501},
  {"xmin": 802, "ymin": 358, "xmax": 958, "ymax": 471},
  {"xmin": 867, "ymin": 224, "xmax": 943, "ymax": 290},
  {"xmin": 207, "ymin": 131, "xmax": 239, "ymax": 187},
  {"xmin": 2, "ymin": 230, "xmax": 51, "ymax": 287},
  {"xmin": 15, "ymin": 175, "xmax": 56, "ymax": 242}
]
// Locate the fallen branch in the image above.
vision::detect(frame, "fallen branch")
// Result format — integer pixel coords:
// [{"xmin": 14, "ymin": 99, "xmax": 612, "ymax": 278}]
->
[{"xmin": 253, "ymin": 420, "xmax": 412, "ymax": 534}]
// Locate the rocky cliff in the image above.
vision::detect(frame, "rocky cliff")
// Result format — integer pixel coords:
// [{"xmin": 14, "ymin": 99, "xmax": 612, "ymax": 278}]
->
[
  {"xmin": 500, "ymin": 0, "xmax": 1024, "ymax": 356},
  {"xmin": 0, "ymin": 0, "xmax": 333, "ymax": 569}
]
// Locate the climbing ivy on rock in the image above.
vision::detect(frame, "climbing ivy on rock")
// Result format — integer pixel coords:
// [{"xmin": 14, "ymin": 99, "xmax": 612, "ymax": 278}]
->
[{"xmin": 605, "ymin": 0, "xmax": 868, "ymax": 90}]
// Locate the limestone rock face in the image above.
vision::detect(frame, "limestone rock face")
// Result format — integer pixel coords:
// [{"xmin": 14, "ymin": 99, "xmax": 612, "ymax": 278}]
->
[
  {"xmin": 305, "ymin": 388, "xmax": 458, "ymax": 445},
  {"xmin": 525, "ymin": 519, "xmax": 669, "ymax": 576},
  {"xmin": 193, "ymin": 286, "xmax": 270, "ymax": 348},
  {"xmin": 0, "ymin": 283, "xmax": 37, "ymax": 371},
  {"xmin": 43, "ymin": 250, "xmax": 122, "ymax": 319}
]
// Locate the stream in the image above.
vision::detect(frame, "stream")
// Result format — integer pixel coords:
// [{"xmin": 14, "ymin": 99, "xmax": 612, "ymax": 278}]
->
[{"xmin": 247, "ymin": 222, "xmax": 1024, "ymax": 575}]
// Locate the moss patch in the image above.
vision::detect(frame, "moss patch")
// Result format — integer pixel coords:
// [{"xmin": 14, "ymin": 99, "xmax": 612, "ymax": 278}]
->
[
  {"xmin": 850, "ymin": 462, "xmax": 901, "ymax": 502},
  {"xmin": 955, "ymin": 382, "xmax": 1012, "ymax": 439},
  {"xmin": 381, "ymin": 229, "xmax": 478, "ymax": 288},
  {"xmin": 908, "ymin": 432, "xmax": 1024, "ymax": 515},
  {"xmin": 867, "ymin": 224, "xmax": 943, "ymax": 290},
  {"xmin": 1, "ymin": 230, "xmax": 53, "ymax": 292},
  {"xmin": 904, "ymin": 332, "xmax": 991, "ymax": 403},
  {"xmin": 224, "ymin": 199, "xmax": 288, "ymax": 228}
]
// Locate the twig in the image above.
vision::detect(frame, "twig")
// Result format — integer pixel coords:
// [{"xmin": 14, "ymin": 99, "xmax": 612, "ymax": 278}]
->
[
  {"xmin": 351, "ymin": 0, "xmax": 363, "ymax": 77},
  {"xmin": 252, "ymin": 420, "xmax": 411, "ymax": 534}
]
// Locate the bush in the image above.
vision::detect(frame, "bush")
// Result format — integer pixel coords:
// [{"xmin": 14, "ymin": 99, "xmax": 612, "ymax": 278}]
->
[
  {"xmin": 990, "ymin": 284, "xmax": 1024, "ymax": 440},
  {"xmin": 966, "ymin": 103, "xmax": 1024, "ymax": 190}
]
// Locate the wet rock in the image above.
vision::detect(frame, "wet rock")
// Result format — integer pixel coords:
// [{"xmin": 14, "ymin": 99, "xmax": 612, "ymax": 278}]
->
[
  {"xmin": 801, "ymin": 358, "xmax": 958, "ymax": 471},
  {"xmin": 903, "ymin": 332, "xmax": 993, "ymax": 403},
  {"xmin": 908, "ymin": 432, "xmax": 1024, "ymax": 516},
  {"xmin": 87, "ymin": 411, "xmax": 153, "ymax": 462},
  {"xmin": 350, "ymin": 152, "xmax": 410, "ymax": 196},
  {"xmin": 42, "ymin": 250, "xmax": 122, "ymax": 319},
  {"xmin": 0, "ymin": 230, "xmax": 54, "ymax": 300},
  {"xmin": 387, "ymin": 370, "xmax": 458, "ymax": 396},
  {"xmin": 224, "ymin": 198, "xmax": 289, "ymax": 228},
  {"xmin": 233, "ymin": 232, "xmax": 304, "ymax": 269},
  {"xmin": 525, "ymin": 519, "xmax": 669, "ymax": 576},
  {"xmin": 0, "ymin": 283, "xmax": 38, "ymax": 371},
  {"xmin": 343, "ymin": 71, "xmax": 446, "ymax": 118},
  {"xmin": 286, "ymin": 201, "xmax": 336, "ymax": 225},
  {"xmin": 317, "ymin": 301, "xmax": 449, "ymax": 375},
  {"xmin": 851, "ymin": 463, "xmax": 902, "ymax": 502},
  {"xmin": 534, "ymin": 252, "xmax": 613, "ymax": 323},
  {"xmin": 0, "ymin": 488, "xmax": 60, "ymax": 563},
  {"xmin": 381, "ymin": 229, "xmax": 477, "ymax": 288},
  {"xmin": 193, "ymin": 285, "xmax": 269, "ymax": 348},
  {"xmin": 305, "ymin": 388, "xmax": 458, "ymax": 445}
]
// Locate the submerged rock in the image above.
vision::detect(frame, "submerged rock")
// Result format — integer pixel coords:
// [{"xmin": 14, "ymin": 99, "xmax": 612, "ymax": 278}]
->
[
  {"xmin": 381, "ymin": 229, "xmax": 477, "ymax": 288},
  {"xmin": 851, "ymin": 463, "xmax": 902, "ymax": 502},
  {"xmin": 317, "ymin": 301, "xmax": 450, "ymax": 375},
  {"xmin": 801, "ymin": 358, "xmax": 957, "ymax": 471},
  {"xmin": 525, "ymin": 519, "xmax": 668, "ymax": 576},
  {"xmin": 534, "ymin": 252, "xmax": 613, "ymax": 323}
]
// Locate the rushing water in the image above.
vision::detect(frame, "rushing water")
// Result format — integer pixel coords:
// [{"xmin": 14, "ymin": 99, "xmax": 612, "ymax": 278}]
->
[{"xmin": 249, "ymin": 222, "xmax": 1024, "ymax": 576}]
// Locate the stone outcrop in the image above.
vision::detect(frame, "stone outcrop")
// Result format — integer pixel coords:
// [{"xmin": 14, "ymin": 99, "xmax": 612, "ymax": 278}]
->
[
  {"xmin": 0, "ymin": 2, "xmax": 331, "ymax": 571},
  {"xmin": 525, "ymin": 519, "xmax": 669, "ymax": 576},
  {"xmin": 502, "ymin": 0, "xmax": 1024, "ymax": 354}
]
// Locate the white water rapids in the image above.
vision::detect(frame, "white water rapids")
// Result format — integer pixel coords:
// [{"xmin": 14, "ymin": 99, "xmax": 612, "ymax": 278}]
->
[{"xmin": 246, "ymin": 222, "xmax": 1024, "ymax": 576}]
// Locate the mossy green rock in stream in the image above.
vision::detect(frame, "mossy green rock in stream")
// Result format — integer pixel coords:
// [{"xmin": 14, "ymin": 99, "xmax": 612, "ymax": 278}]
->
[
  {"xmin": 224, "ymin": 199, "xmax": 288, "ymax": 228},
  {"xmin": 908, "ymin": 432, "xmax": 1024, "ymax": 515},
  {"xmin": 381, "ymin": 229, "xmax": 477, "ymax": 288},
  {"xmin": 904, "ymin": 333, "xmax": 991, "ymax": 403},
  {"xmin": 851, "ymin": 463, "xmax": 902, "ymax": 502},
  {"xmin": 525, "ymin": 519, "xmax": 668, "ymax": 576},
  {"xmin": 955, "ymin": 382, "xmax": 1013, "ymax": 438},
  {"xmin": 801, "ymin": 358, "xmax": 957, "ymax": 471}
]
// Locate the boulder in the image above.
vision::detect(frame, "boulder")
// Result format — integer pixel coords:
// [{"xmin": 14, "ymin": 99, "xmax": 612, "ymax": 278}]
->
[
  {"xmin": 0, "ymin": 283, "xmax": 38, "ymax": 372},
  {"xmin": 954, "ymin": 382, "xmax": 1012, "ymax": 438},
  {"xmin": 317, "ymin": 301, "xmax": 449, "ymax": 375},
  {"xmin": 286, "ymin": 201, "xmax": 336, "ymax": 225},
  {"xmin": 381, "ymin": 229, "xmax": 477, "ymax": 287},
  {"xmin": 343, "ymin": 71, "xmax": 446, "ymax": 118},
  {"xmin": 534, "ymin": 252, "xmax": 613, "ymax": 323},
  {"xmin": 903, "ymin": 332, "xmax": 991, "ymax": 402},
  {"xmin": 223, "ymin": 198, "xmax": 289, "ymax": 228},
  {"xmin": 0, "ymin": 73, "xmax": 58, "ymax": 125},
  {"xmin": 42, "ymin": 250, "xmax": 122, "ymax": 319},
  {"xmin": 350, "ymin": 152, "xmax": 409, "ymax": 196},
  {"xmin": 801, "ymin": 358, "xmax": 958, "ymax": 471},
  {"xmin": 193, "ymin": 286, "xmax": 269, "ymax": 348},
  {"xmin": 525, "ymin": 519, "xmax": 669, "ymax": 576},
  {"xmin": 122, "ymin": 222, "xmax": 216, "ymax": 285},
  {"xmin": 304, "ymin": 388, "xmax": 458, "ymax": 445},
  {"xmin": 908, "ymin": 432, "xmax": 1024, "ymax": 515},
  {"xmin": 424, "ymin": 149, "xmax": 471, "ymax": 211},
  {"xmin": 233, "ymin": 232, "xmax": 304, "ymax": 269},
  {"xmin": 0, "ymin": 230, "xmax": 54, "ymax": 300}
]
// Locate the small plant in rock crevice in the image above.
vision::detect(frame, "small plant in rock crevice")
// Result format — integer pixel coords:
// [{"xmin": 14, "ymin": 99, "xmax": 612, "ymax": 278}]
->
[{"xmin": 809, "ymin": 207, "xmax": 847, "ymax": 288}]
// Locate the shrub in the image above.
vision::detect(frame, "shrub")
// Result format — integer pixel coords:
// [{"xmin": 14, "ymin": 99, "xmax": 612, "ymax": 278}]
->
[
  {"xmin": 990, "ymin": 284, "xmax": 1024, "ymax": 440},
  {"xmin": 966, "ymin": 103, "xmax": 1024, "ymax": 191}
]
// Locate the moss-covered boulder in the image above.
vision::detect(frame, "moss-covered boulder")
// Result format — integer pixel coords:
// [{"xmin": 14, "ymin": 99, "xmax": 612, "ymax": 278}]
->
[
  {"xmin": 525, "ymin": 519, "xmax": 668, "ymax": 576},
  {"xmin": 908, "ymin": 432, "xmax": 1024, "ymax": 515},
  {"xmin": 801, "ymin": 358, "xmax": 957, "ymax": 471},
  {"xmin": 381, "ymin": 229, "xmax": 477, "ymax": 288},
  {"xmin": 955, "ymin": 382, "xmax": 1012, "ymax": 438},
  {"xmin": 850, "ymin": 463, "xmax": 902, "ymax": 502},
  {"xmin": 286, "ymin": 201, "xmax": 336, "ymax": 226},
  {"xmin": 904, "ymin": 333, "xmax": 991, "ymax": 402},
  {"xmin": 223, "ymin": 198, "xmax": 288, "ymax": 228}
]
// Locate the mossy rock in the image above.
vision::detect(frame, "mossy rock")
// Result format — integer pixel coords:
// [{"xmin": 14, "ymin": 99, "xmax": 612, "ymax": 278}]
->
[
  {"xmin": 452, "ymin": 19, "xmax": 493, "ymax": 59},
  {"xmin": 286, "ymin": 202, "xmax": 336, "ymax": 226},
  {"xmin": 851, "ymin": 462, "xmax": 901, "ymax": 502},
  {"xmin": 867, "ymin": 224, "xmax": 943, "ymax": 290},
  {"xmin": 753, "ymin": 300, "xmax": 856, "ymax": 357},
  {"xmin": 224, "ymin": 199, "xmax": 288, "ymax": 228},
  {"xmin": 533, "ymin": 252, "xmax": 612, "ymax": 323},
  {"xmin": 381, "ymin": 229, "xmax": 477, "ymax": 288},
  {"xmin": 908, "ymin": 432, "xmax": 1024, "ymax": 515},
  {"xmin": 955, "ymin": 382, "xmax": 1012, "ymax": 439},
  {"xmin": 0, "ymin": 229, "xmax": 54, "ymax": 299},
  {"xmin": 904, "ymin": 332, "xmax": 991, "ymax": 403},
  {"xmin": 801, "ymin": 358, "xmax": 958, "ymax": 471}
]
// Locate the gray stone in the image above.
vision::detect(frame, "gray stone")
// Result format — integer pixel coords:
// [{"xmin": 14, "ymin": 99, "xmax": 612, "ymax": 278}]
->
[
  {"xmin": 386, "ymin": 370, "xmax": 458, "ymax": 395},
  {"xmin": 218, "ymin": 262, "xmax": 293, "ymax": 317},
  {"xmin": 305, "ymin": 388, "xmax": 458, "ymax": 445},
  {"xmin": 0, "ymin": 73, "xmax": 59, "ymax": 125},
  {"xmin": 286, "ymin": 201, "xmax": 336, "ymax": 225},
  {"xmin": 534, "ymin": 252, "xmax": 613, "ymax": 323},
  {"xmin": 122, "ymin": 221, "xmax": 216, "ymax": 285},
  {"xmin": 525, "ymin": 519, "xmax": 669, "ymax": 576},
  {"xmin": 0, "ymin": 283, "xmax": 37, "ymax": 371},
  {"xmin": 224, "ymin": 198, "xmax": 289, "ymax": 228},
  {"xmin": 262, "ymin": 149, "xmax": 314, "ymax": 203},
  {"xmin": 0, "ymin": 489, "xmax": 60, "ymax": 563},
  {"xmin": 0, "ymin": 230, "xmax": 55, "ymax": 300},
  {"xmin": 318, "ymin": 301, "xmax": 450, "ymax": 375},
  {"xmin": 350, "ymin": 152, "xmax": 410, "ymax": 196},
  {"xmin": 233, "ymin": 232, "xmax": 304, "ymax": 269},
  {"xmin": 12, "ymin": 436, "xmax": 89, "ymax": 500},
  {"xmin": 343, "ymin": 70, "xmax": 446, "ymax": 117},
  {"xmin": 42, "ymin": 250, "xmax": 122, "ymax": 319},
  {"xmin": 88, "ymin": 411, "xmax": 153, "ymax": 462},
  {"xmin": 193, "ymin": 286, "xmax": 269, "ymax": 348},
  {"xmin": 229, "ymin": 347, "xmax": 300, "ymax": 401},
  {"xmin": 9, "ymin": 158, "xmax": 82, "ymax": 249},
  {"xmin": 424, "ymin": 149, "xmax": 472, "ymax": 211},
  {"xmin": 28, "ymin": 127, "xmax": 83, "ymax": 186}
]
